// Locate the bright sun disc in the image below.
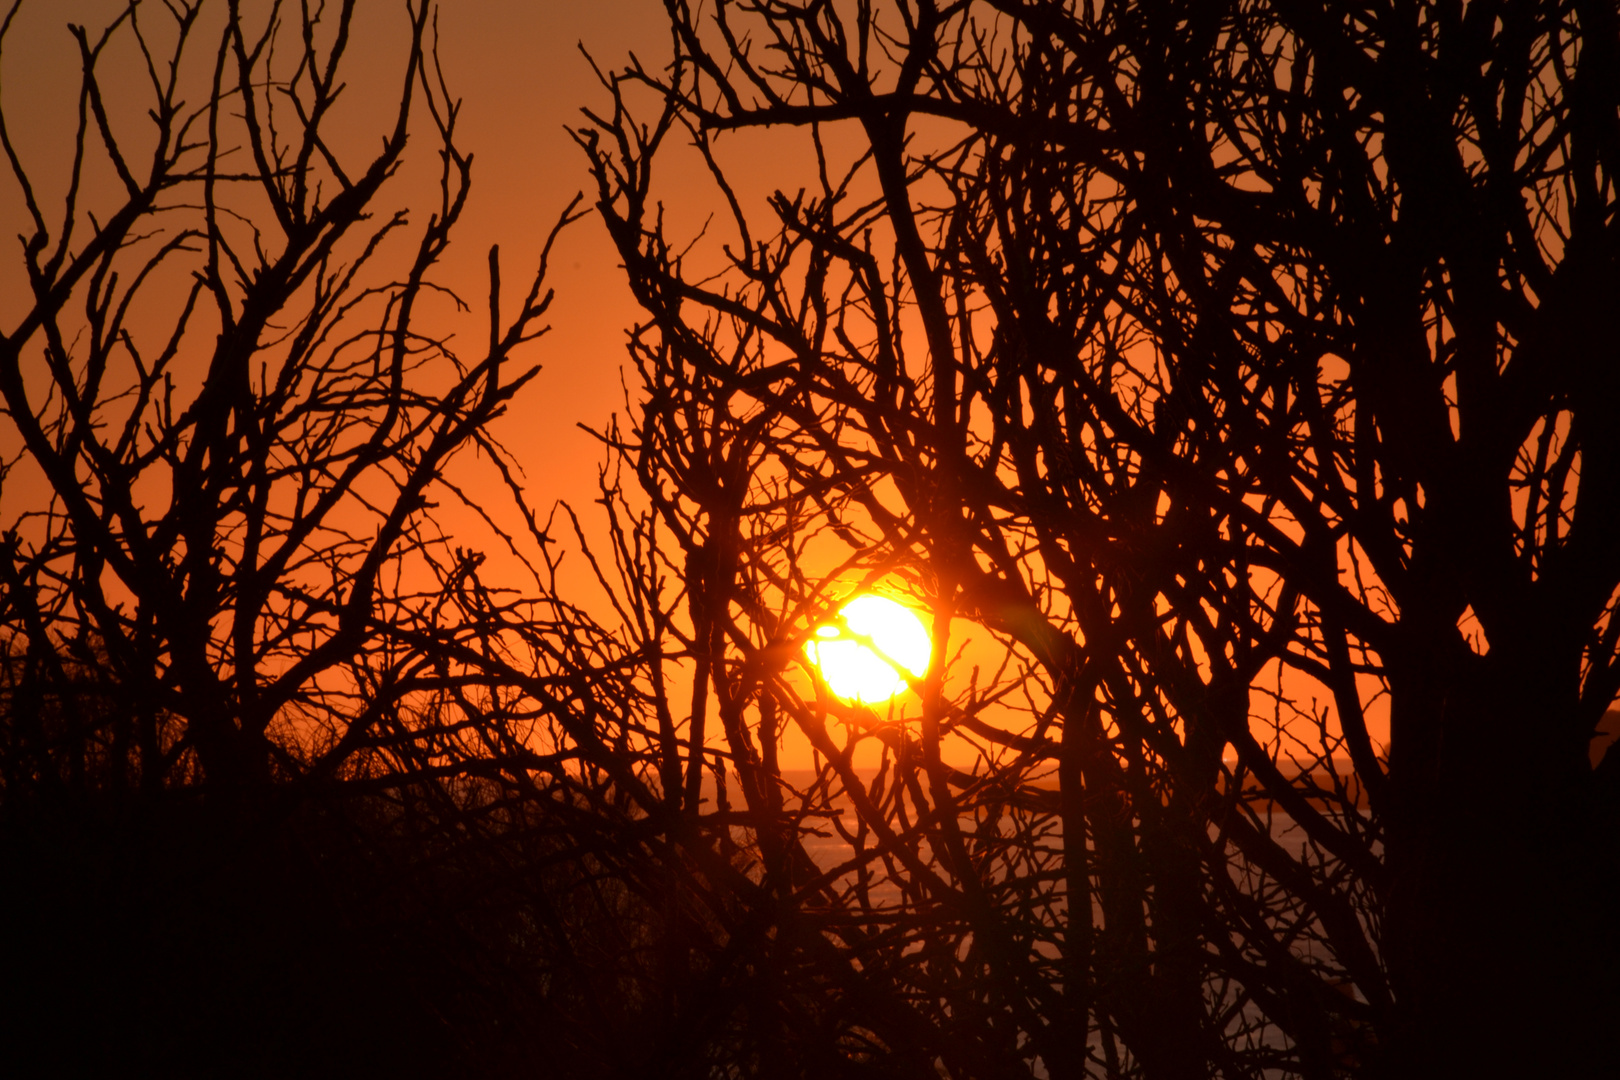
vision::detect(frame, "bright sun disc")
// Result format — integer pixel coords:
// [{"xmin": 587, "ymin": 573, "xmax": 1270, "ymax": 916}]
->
[{"xmin": 806, "ymin": 594, "xmax": 932, "ymax": 703}]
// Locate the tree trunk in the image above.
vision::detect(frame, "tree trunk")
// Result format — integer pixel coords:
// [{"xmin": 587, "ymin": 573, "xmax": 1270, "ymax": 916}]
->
[{"xmin": 1384, "ymin": 634, "xmax": 1618, "ymax": 1077}]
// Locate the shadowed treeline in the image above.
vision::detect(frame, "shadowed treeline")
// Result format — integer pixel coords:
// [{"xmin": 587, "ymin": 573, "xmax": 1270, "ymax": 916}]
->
[{"xmin": 2, "ymin": 2, "xmax": 1618, "ymax": 1078}]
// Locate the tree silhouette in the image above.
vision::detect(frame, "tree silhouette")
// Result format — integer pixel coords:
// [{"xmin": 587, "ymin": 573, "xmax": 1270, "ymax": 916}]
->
[
  {"xmin": 1, "ymin": 6, "xmax": 972, "ymax": 1074},
  {"xmin": 4, "ymin": 1, "xmax": 1616, "ymax": 1076},
  {"xmin": 578, "ymin": 0, "xmax": 1620, "ymax": 1076},
  {"xmin": 0, "ymin": 3, "xmax": 727, "ymax": 1075},
  {"xmin": 0, "ymin": 0, "xmax": 581, "ymax": 800}
]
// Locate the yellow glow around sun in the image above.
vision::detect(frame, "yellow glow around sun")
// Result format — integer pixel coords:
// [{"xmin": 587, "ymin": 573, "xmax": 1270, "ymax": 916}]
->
[{"xmin": 806, "ymin": 594, "xmax": 933, "ymax": 703}]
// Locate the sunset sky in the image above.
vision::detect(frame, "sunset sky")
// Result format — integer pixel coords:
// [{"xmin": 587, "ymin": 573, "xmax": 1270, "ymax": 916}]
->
[
  {"xmin": 4, "ymin": 8, "xmax": 1611, "ymax": 1073},
  {"xmin": 0, "ymin": 0, "xmax": 922, "ymax": 769},
  {"xmin": 2, "ymin": 0, "xmax": 681, "ymax": 527},
  {"xmin": 0, "ymin": 0, "xmax": 1403, "ymax": 771}
]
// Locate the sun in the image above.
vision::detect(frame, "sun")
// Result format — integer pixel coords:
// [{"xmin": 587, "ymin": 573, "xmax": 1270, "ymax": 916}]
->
[{"xmin": 805, "ymin": 594, "xmax": 933, "ymax": 703}]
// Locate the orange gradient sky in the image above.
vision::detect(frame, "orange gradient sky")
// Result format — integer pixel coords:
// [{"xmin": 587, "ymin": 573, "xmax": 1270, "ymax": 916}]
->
[
  {"xmin": 0, "ymin": 0, "xmax": 935, "ymax": 771},
  {"xmin": 1, "ymin": 0, "xmax": 676, "ymax": 531},
  {"xmin": 0, "ymin": 1, "xmax": 1407, "ymax": 773}
]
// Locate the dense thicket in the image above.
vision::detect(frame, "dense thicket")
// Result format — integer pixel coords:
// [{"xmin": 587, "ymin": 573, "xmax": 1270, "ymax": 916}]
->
[
  {"xmin": 579, "ymin": 0, "xmax": 1620, "ymax": 1076},
  {"xmin": 4, "ymin": 1, "xmax": 1617, "ymax": 1078},
  {"xmin": 0, "ymin": 3, "xmax": 745, "ymax": 1075}
]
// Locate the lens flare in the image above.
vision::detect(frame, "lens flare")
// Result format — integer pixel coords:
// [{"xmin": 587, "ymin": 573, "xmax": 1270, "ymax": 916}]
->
[{"xmin": 805, "ymin": 594, "xmax": 932, "ymax": 703}]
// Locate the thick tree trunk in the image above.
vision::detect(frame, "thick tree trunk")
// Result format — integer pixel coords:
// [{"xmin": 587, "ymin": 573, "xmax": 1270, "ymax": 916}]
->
[{"xmin": 1383, "ymin": 637, "xmax": 1619, "ymax": 1077}]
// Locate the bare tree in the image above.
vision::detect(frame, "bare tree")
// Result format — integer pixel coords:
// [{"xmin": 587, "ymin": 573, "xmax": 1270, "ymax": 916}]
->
[
  {"xmin": 0, "ymin": 3, "xmax": 747, "ymax": 1074},
  {"xmin": 577, "ymin": 1, "xmax": 1620, "ymax": 1077},
  {"xmin": 0, "ymin": 0, "xmax": 593, "ymax": 801},
  {"xmin": 5, "ymin": 1, "xmax": 1614, "ymax": 1075},
  {"xmin": 0, "ymin": 7, "xmax": 922, "ymax": 1075}
]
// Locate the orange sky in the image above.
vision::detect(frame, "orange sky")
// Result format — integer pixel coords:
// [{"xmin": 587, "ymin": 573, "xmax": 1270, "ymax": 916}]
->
[
  {"xmin": 0, "ymin": 0, "xmax": 673, "ymax": 534},
  {"xmin": 0, "ymin": 0, "xmax": 901, "ymax": 770},
  {"xmin": 0, "ymin": 1, "xmax": 1403, "ymax": 773}
]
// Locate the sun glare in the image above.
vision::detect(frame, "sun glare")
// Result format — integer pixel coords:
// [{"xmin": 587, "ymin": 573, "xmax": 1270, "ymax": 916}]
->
[{"xmin": 806, "ymin": 594, "xmax": 933, "ymax": 703}]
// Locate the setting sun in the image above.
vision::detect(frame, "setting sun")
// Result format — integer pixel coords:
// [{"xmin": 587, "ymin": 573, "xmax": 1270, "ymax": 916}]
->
[{"xmin": 806, "ymin": 595, "xmax": 933, "ymax": 703}]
